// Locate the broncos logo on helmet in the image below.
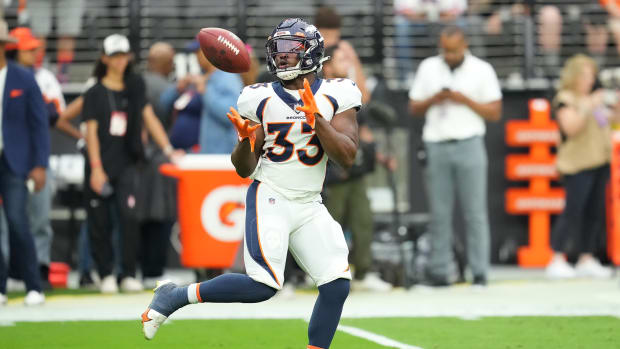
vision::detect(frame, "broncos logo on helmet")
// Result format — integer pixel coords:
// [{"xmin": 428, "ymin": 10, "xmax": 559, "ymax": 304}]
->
[{"xmin": 266, "ymin": 18, "xmax": 328, "ymax": 81}]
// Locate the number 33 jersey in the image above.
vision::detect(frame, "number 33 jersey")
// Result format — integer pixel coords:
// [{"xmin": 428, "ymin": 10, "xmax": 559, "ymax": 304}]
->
[{"xmin": 237, "ymin": 78, "xmax": 362, "ymax": 202}]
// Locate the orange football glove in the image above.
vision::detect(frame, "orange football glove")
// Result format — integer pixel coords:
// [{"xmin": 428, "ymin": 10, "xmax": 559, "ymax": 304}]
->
[
  {"xmin": 226, "ymin": 107, "xmax": 261, "ymax": 152},
  {"xmin": 296, "ymin": 78, "xmax": 322, "ymax": 129}
]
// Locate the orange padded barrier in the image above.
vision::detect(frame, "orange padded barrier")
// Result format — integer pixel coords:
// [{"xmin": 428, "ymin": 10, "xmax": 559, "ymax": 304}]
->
[
  {"xmin": 505, "ymin": 99, "xmax": 564, "ymax": 267},
  {"xmin": 160, "ymin": 155, "xmax": 251, "ymax": 268}
]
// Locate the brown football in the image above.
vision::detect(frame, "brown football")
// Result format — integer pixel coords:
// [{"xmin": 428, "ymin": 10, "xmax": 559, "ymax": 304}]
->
[{"xmin": 197, "ymin": 27, "xmax": 250, "ymax": 73}]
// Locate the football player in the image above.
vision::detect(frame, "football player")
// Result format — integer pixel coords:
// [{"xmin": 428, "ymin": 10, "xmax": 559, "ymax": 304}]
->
[{"xmin": 142, "ymin": 18, "xmax": 361, "ymax": 349}]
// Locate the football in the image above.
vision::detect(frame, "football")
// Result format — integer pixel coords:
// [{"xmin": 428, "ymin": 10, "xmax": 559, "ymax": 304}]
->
[{"xmin": 197, "ymin": 27, "xmax": 250, "ymax": 73}]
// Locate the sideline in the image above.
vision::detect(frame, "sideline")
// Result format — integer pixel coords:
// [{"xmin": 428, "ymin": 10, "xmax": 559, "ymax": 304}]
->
[{"xmin": 337, "ymin": 324, "xmax": 424, "ymax": 349}]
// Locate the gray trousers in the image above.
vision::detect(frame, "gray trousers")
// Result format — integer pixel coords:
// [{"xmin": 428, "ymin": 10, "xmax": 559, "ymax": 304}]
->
[
  {"xmin": 27, "ymin": 173, "xmax": 54, "ymax": 267},
  {"xmin": 424, "ymin": 136, "xmax": 490, "ymax": 278}
]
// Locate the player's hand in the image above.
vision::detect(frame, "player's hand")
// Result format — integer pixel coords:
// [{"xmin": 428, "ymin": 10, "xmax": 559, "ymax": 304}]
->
[
  {"xmin": 296, "ymin": 78, "xmax": 323, "ymax": 129},
  {"xmin": 227, "ymin": 107, "xmax": 261, "ymax": 152}
]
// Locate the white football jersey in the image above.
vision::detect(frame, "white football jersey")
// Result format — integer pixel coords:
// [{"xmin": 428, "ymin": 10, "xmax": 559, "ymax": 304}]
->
[
  {"xmin": 237, "ymin": 78, "xmax": 362, "ymax": 202},
  {"xmin": 35, "ymin": 68, "xmax": 66, "ymax": 113}
]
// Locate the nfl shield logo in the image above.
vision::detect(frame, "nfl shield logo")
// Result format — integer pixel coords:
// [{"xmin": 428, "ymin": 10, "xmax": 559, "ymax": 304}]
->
[{"xmin": 269, "ymin": 198, "xmax": 275, "ymax": 205}]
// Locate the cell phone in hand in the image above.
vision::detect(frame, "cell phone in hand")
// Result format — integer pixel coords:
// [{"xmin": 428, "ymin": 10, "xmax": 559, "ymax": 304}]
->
[{"xmin": 100, "ymin": 181, "xmax": 114, "ymax": 197}]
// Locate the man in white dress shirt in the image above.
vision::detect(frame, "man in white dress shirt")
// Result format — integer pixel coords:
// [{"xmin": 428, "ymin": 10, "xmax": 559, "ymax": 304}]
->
[{"xmin": 408, "ymin": 26, "xmax": 502, "ymax": 287}]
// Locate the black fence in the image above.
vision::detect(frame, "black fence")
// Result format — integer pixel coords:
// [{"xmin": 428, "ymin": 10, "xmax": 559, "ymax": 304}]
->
[{"xmin": 2, "ymin": 0, "xmax": 615, "ymax": 90}]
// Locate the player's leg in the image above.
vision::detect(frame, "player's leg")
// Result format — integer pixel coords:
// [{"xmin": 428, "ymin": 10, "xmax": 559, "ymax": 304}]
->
[
  {"xmin": 142, "ymin": 180, "xmax": 289, "ymax": 339},
  {"xmin": 289, "ymin": 203, "xmax": 351, "ymax": 349}
]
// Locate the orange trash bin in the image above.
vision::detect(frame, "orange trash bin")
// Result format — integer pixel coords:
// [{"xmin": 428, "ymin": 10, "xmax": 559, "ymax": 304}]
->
[{"xmin": 160, "ymin": 155, "xmax": 251, "ymax": 268}]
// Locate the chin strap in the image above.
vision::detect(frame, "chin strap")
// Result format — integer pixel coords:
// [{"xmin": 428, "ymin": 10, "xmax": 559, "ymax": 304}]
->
[{"xmin": 276, "ymin": 56, "xmax": 330, "ymax": 81}]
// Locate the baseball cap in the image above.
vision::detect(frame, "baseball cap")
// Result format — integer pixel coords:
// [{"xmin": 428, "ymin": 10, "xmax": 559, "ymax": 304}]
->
[
  {"xmin": 5, "ymin": 27, "xmax": 41, "ymax": 51},
  {"xmin": 103, "ymin": 34, "xmax": 130, "ymax": 56}
]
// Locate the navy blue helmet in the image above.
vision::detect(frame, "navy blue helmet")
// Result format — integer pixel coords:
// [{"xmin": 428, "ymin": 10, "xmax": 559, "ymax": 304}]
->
[{"xmin": 265, "ymin": 18, "xmax": 327, "ymax": 80}]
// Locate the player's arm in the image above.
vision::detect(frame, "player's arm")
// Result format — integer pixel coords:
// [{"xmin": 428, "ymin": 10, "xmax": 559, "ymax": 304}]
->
[
  {"xmin": 229, "ymin": 107, "xmax": 265, "ymax": 178},
  {"xmin": 315, "ymin": 108, "xmax": 358, "ymax": 169},
  {"xmin": 297, "ymin": 78, "xmax": 358, "ymax": 169}
]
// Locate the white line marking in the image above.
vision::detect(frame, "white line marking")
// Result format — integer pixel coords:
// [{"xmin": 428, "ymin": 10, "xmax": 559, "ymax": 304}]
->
[{"xmin": 337, "ymin": 324, "xmax": 424, "ymax": 349}]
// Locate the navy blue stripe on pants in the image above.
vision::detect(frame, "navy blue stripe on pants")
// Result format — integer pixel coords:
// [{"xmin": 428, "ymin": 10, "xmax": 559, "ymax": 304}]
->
[{"xmin": 245, "ymin": 180, "xmax": 278, "ymax": 285}]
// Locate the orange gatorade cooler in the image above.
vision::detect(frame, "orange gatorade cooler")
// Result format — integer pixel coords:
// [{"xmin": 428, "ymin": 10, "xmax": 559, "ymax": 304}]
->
[{"xmin": 160, "ymin": 155, "xmax": 250, "ymax": 268}]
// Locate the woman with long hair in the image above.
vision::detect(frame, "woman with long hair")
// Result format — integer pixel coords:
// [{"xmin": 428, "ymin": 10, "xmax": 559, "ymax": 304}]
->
[
  {"xmin": 83, "ymin": 34, "xmax": 182, "ymax": 293},
  {"xmin": 546, "ymin": 54, "xmax": 619, "ymax": 279}
]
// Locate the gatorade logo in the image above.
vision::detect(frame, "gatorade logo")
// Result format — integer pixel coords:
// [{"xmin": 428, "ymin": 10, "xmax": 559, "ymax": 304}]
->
[{"xmin": 201, "ymin": 185, "xmax": 247, "ymax": 242}]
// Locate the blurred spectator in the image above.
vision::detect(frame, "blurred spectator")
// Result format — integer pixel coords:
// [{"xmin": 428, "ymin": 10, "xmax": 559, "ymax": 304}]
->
[
  {"xmin": 537, "ymin": 5, "xmax": 562, "ymax": 79},
  {"xmin": 139, "ymin": 41, "xmax": 178, "ymax": 288},
  {"xmin": 600, "ymin": 0, "xmax": 620, "ymax": 57},
  {"xmin": 164, "ymin": 41, "xmax": 203, "ymax": 151},
  {"xmin": 144, "ymin": 42, "xmax": 175, "ymax": 129},
  {"xmin": 240, "ymin": 44, "xmax": 260, "ymax": 86},
  {"xmin": 408, "ymin": 26, "xmax": 501, "ymax": 287},
  {"xmin": 160, "ymin": 40, "xmax": 241, "ymax": 282},
  {"xmin": 0, "ymin": 19, "xmax": 49, "ymax": 306},
  {"xmin": 546, "ymin": 54, "xmax": 616, "ymax": 279},
  {"xmin": 315, "ymin": 6, "xmax": 371, "ymax": 104},
  {"xmin": 6, "ymin": 27, "xmax": 66, "ymax": 290},
  {"xmin": 161, "ymin": 41, "xmax": 242, "ymax": 154},
  {"xmin": 82, "ymin": 34, "xmax": 181, "ymax": 294},
  {"xmin": 26, "ymin": 0, "xmax": 85, "ymax": 82},
  {"xmin": 394, "ymin": 0, "xmax": 467, "ymax": 87},
  {"xmin": 322, "ymin": 46, "xmax": 394, "ymax": 292},
  {"xmin": 54, "ymin": 81, "xmax": 96, "ymax": 288}
]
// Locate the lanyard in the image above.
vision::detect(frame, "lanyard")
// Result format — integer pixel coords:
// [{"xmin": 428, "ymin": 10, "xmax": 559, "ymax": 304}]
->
[{"xmin": 107, "ymin": 88, "xmax": 118, "ymax": 112}]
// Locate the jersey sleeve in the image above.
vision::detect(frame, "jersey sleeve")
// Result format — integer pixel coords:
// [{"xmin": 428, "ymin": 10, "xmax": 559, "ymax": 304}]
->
[
  {"xmin": 237, "ymin": 84, "xmax": 270, "ymax": 123},
  {"xmin": 409, "ymin": 58, "xmax": 432, "ymax": 101},
  {"xmin": 327, "ymin": 78, "xmax": 362, "ymax": 115},
  {"xmin": 478, "ymin": 62, "xmax": 502, "ymax": 103}
]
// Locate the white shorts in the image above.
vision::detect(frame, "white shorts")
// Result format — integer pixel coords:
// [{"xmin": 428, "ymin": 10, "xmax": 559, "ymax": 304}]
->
[{"xmin": 244, "ymin": 180, "xmax": 351, "ymax": 290}]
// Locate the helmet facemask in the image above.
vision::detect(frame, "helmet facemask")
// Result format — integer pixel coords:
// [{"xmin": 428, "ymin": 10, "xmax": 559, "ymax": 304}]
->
[{"xmin": 265, "ymin": 22, "xmax": 327, "ymax": 81}]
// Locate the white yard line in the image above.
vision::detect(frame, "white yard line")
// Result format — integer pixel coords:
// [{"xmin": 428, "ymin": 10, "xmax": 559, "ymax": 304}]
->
[{"xmin": 337, "ymin": 324, "xmax": 424, "ymax": 349}]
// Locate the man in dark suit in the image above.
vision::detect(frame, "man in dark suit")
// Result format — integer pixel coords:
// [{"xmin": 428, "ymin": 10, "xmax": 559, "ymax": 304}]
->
[{"xmin": 0, "ymin": 19, "xmax": 49, "ymax": 307}]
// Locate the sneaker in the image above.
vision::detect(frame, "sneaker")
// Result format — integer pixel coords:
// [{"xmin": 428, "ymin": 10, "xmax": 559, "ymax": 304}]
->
[
  {"xmin": 352, "ymin": 273, "xmax": 393, "ymax": 292},
  {"xmin": 575, "ymin": 258, "xmax": 612, "ymax": 279},
  {"xmin": 142, "ymin": 277, "xmax": 159, "ymax": 290},
  {"xmin": 278, "ymin": 283, "xmax": 296, "ymax": 299},
  {"xmin": 100, "ymin": 275, "xmax": 119, "ymax": 294},
  {"xmin": 0, "ymin": 293, "xmax": 7, "ymax": 306},
  {"xmin": 79, "ymin": 272, "xmax": 98, "ymax": 290},
  {"xmin": 545, "ymin": 255, "xmax": 576, "ymax": 279},
  {"xmin": 473, "ymin": 274, "xmax": 487, "ymax": 285},
  {"xmin": 142, "ymin": 280, "xmax": 178, "ymax": 340},
  {"xmin": 24, "ymin": 290, "xmax": 45, "ymax": 306},
  {"xmin": 120, "ymin": 277, "xmax": 144, "ymax": 293}
]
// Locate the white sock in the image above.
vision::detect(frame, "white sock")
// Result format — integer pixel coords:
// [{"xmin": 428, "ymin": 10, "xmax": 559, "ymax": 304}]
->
[{"xmin": 187, "ymin": 283, "xmax": 201, "ymax": 304}]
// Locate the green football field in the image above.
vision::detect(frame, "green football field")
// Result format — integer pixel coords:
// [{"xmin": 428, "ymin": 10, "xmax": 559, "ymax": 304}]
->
[{"xmin": 3, "ymin": 316, "xmax": 619, "ymax": 349}]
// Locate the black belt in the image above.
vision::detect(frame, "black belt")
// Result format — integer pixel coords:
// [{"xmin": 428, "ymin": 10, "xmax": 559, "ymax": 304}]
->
[{"xmin": 436, "ymin": 136, "xmax": 479, "ymax": 144}]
